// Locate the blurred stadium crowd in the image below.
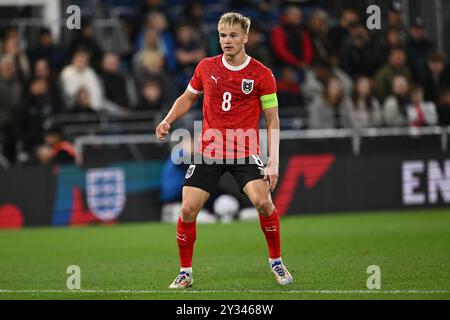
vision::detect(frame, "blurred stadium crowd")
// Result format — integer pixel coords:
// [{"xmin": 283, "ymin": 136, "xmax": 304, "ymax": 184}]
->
[{"xmin": 0, "ymin": 0, "xmax": 450, "ymax": 167}]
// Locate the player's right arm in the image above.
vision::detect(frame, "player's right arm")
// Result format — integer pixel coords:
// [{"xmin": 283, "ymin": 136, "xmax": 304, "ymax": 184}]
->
[
  {"xmin": 155, "ymin": 90, "xmax": 198, "ymax": 141},
  {"xmin": 156, "ymin": 59, "xmax": 205, "ymax": 141}
]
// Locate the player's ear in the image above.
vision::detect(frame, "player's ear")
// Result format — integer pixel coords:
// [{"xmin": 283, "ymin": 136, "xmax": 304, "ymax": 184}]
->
[{"xmin": 243, "ymin": 33, "xmax": 249, "ymax": 44}]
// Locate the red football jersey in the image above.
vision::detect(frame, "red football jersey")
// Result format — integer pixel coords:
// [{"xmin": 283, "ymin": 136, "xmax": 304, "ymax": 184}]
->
[{"xmin": 188, "ymin": 54, "xmax": 277, "ymax": 159}]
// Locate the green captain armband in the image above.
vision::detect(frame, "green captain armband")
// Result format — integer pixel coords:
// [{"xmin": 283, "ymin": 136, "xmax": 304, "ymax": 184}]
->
[{"xmin": 260, "ymin": 93, "xmax": 278, "ymax": 110}]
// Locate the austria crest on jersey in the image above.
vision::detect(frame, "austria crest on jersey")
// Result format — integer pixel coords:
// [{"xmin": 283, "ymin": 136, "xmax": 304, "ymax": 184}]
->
[{"xmin": 242, "ymin": 79, "xmax": 254, "ymax": 94}]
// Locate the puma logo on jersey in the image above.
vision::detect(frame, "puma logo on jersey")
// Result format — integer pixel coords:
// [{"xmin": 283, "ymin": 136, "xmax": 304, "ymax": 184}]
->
[{"xmin": 211, "ymin": 75, "xmax": 220, "ymax": 84}]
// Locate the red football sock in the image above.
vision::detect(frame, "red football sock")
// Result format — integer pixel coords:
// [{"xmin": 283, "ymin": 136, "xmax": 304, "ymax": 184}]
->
[
  {"xmin": 259, "ymin": 207, "xmax": 281, "ymax": 259},
  {"xmin": 177, "ymin": 217, "xmax": 197, "ymax": 268}
]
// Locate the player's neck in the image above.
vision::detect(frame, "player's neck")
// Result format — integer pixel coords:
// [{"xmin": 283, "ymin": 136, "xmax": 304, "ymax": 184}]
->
[{"xmin": 223, "ymin": 49, "xmax": 247, "ymax": 67}]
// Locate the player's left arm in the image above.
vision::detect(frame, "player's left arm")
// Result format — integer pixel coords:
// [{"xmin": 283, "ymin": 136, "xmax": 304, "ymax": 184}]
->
[
  {"xmin": 262, "ymin": 100, "xmax": 280, "ymax": 192},
  {"xmin": 260, "ymin": 68, "xmax": 280, "ymax": 192}
]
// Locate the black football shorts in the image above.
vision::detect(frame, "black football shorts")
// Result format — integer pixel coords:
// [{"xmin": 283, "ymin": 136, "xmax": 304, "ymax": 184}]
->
[{"xmin": 183, "ymin": 155, "xmax": 266, "ymax": 194}]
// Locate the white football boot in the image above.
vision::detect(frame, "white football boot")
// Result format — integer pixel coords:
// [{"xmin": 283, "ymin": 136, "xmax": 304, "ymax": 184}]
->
[
  {"xmin": 270, "ymin": 260, "xmax": 293, "ymax": 285},
  {"xmin": 168, "ymin": 271, "xmax": 193, "ymax": 289}
]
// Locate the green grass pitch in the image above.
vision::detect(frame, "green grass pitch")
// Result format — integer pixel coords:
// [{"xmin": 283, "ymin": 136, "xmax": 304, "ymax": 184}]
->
[{"xmin": 0, "ymin": 209, "xmax": 449, "ymax": 300}]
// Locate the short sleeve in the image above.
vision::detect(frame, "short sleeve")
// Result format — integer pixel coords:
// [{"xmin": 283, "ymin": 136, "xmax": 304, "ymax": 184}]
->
[
  {"xmin": 259, "ymin": 69, "xmax": 278, "ymax": 110},
  {"xmin": 259, "ymin": 69, "xmax": 277, "ymax": 96},
  {"xmin": 187, "ymin": 60, "xmax": 204, "ymax": 94}
]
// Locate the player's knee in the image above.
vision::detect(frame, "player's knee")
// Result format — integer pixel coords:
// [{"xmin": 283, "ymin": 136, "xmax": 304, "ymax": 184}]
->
[
  {"xmin": 180, "ymin": 204, "xmax": 197, "ymax": 222},
  {"xmin": 255, "ymin": 198, "xmax": 274, "ymax": 217}
]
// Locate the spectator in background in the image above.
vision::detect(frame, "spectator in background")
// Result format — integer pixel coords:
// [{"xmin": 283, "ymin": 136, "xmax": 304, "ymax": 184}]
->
[
  {"xmin": 174, "ymin": 22, "xmax": 206, "ymax": 87},
  {"xmin": 303, "ymin": 60, "xmax": 331, "ymax": 104},
  {"xmin": 136, "ymin": 0, "xmax": 170, "ymax": 34},
  {"xmin": 66, "ymin": 21, "xmax": 103, "ymax": 71},
  {"xmin": 276, "ymin": 66, "xmax": 302, "ymax": 108},
  {"xmin": 135, "ymin": 11, "xmax": 176, "ymax": 71},
  {"xmin": 246, "ymin": 23, "xmax": 273, "ymax": 69},
  {"xmin": 380, "ymin": 27, "xmax": 404, "ymax": 63},
  {"xmin": 137, "ymin": 79, "xmax": 168, "ymax": 111},
  {"xmin": 0, "ymin": 55, "xmax": 23, "ymax": 164},
  {"xmin": 35, "ymin": 144, "xmax": 53, "ymax": 165},
  {"xmin": 34, "ymin": 58, "xmax": 54, "ymax": 83},
  {"xmin": 339, "ymin": 23, "xmax": 384, "ymax": 78},
  {"xmin": 405, "ymin": 17, "xmax": 434, "ymax": 82},
  {"xmin": 307, "ymin": 9, "xmax": 332, "ymax": 66},
  {"xmin": 383, "ymin": 75, "xmax": 410, "ymax": 126},
  {"xmin": 33, "ymin": 58, "xmax": 65, "ymax": 112},
  {"xmin": 133, "ymin": 28, "xmax": 166, "ymax": 81},
  {"xmin": 385, "ymin": 1, "xmax": 407, "ymax": 42},
  {"xmin": 71, "ymin": 87, "xmax": 98, "ymax": 115},
  {"xmin": 302, "ymin": 59, "xmax": 353, "ymax": 105},
  {"xmin": 60, "ymin": 49, "xmax": 104, "ymax": 112},
  {"xmin": 420, "ymin": 52, "xmax": 450, "ymax": 104},
  {"xmin": 39, "ymin": 126, "xmax": 76, "ymax": 165},
  {"xmin": 100, "ymin": 52, "xmax": 135, "ymax": 111},
  {"xmin": 1, "ymin": 27, "xmax": 22, "ymax": 46},
  {"xmin": 134, "ymin": 50, "xmax": 175, "ymax": 102},
  {"xmin": 255, "ymin": 0, "xmax": 280, "ymax": 32},
  {"xmin": 349, "ymin": 76, "xmax": 383, "ymax": 128},
  {"xmin": 308, "ymin": 76, "xmax": 352, "ymax": 129},
  {"xmin": 1, "ymin": 34, "xmax": 31, "ymax": 83},
  {"xmin": 20, "ymin": 78, "xmax": 57, "ymax": 155},
  {"xmin": 27, "ymin": 27, "xmax": 64, "ymax": 71},
  {"xmin": 374, "ymin": 47, "xmax": 412, "ymax": 101},
  {"xmin": 270, "ymin": 6, "xmax": 314, "ymax": 70},
  {"xmin": 227, "ymin": 0, "xmax": 280, "ymax": 32},
  {"xmin": 20, "ymin": 78, "xmax": 57, "ymax": 153},
  {"xmin": 407, "ymin": 85, "xmax": 438, "ymax": 127},
  {"xmin": 437, "ymin": 88, "xmax": 450, "ymax": 125},
  {"xmin": 327, "ymin": 8, "xmax": 360, "ymax": 61},
  {"xmin": 182, "ymin": 1, "xmax": 210, "ymax": 53}
]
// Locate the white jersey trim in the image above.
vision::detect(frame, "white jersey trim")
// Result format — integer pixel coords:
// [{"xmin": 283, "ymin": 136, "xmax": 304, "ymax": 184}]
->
[
  {"xmin": 187, "ymin": 84, "xmax": 202, "ymax": 95},
  {"xmin": 222, "ymin": 54, "xmax": 251, "ymax": 71}
]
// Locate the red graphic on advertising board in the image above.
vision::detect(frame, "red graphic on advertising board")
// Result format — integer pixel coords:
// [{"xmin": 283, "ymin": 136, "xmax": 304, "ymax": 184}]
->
[
  {"xmin": 70, "ymin": 187, "xmax": 117, "ymax": 226},
  {"xmin": 0, "ymin": 204, "xmax": 24, "ymax": 229},
  {"xmin": 274, "ymin": 154, "xmax": 336, "ymax": 216}
]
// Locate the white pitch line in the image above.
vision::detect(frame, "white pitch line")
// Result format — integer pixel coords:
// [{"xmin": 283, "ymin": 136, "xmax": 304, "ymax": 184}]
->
[{"xmin": 0, "ymin": 289, "xmax": 449, "ymax": 294}]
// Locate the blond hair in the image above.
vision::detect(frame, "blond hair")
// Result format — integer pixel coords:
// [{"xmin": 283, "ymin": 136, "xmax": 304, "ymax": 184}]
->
[{"xmin": 218, "ymin": 12, "xmax": 251, "ymax": 34}]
